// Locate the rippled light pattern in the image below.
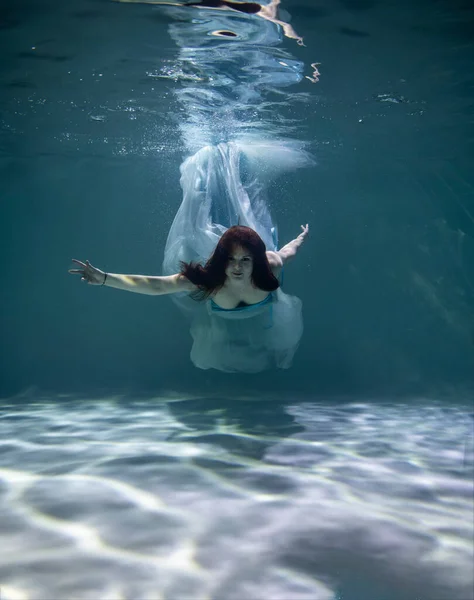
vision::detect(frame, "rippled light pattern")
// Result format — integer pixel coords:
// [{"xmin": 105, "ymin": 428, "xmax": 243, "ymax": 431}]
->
[{"xmin": 0, "ymin": 397, "xmax": 472, "ymax": 599}]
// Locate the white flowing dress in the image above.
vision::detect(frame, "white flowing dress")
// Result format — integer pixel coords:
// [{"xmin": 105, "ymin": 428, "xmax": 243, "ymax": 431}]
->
[{"xmin": 163, "ymin": 141, "xmax": 303, "ymax": 372}]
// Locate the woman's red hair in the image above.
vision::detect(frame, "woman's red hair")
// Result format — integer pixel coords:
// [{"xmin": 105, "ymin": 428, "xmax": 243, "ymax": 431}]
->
[{"xmin": 180, "ymin": 226, "xmax": 279, "ymax": 299}]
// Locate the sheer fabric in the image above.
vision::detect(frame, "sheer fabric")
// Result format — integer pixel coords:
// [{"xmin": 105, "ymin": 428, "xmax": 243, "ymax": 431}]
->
[{"xmin": 163, "ymin": 141, "xmax": 303, "ymax": 372}]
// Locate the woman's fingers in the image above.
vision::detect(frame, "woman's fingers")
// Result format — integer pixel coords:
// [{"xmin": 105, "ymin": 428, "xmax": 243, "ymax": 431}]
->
[
  {"xmin": 71, "ymin": 259, "xmax": 86, "ymax": 268},
  {"xmin": 69, "ymin": 259, "xmax": 99, "ymax": 284},
  {"xmin": 300, "ymin": 224, "xmax": 308, "ymax": 236}
]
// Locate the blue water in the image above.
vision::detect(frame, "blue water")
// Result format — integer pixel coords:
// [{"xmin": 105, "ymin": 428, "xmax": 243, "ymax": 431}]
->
[{"xmin": 1, "ymin": 0, "xmax": 474, "ymax": 597}]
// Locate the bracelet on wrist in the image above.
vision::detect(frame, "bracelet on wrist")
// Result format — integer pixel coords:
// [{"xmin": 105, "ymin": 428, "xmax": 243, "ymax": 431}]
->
[{"xmin": 102, "ymin": 273, "xmax": 108, "ymax": 286}]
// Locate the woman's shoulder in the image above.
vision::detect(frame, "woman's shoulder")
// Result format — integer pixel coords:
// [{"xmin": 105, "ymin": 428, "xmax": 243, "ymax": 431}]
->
[
  {"xmin": 266, "ymin": 250, "xmax": 283, "ymax": 269},
  {"xmin": 266, "ymin": 251, "xmax": 283, "ymax": 281},
  {"xmin": 173, "ymin": 273, "xmax": 199, "ymax": 292}
]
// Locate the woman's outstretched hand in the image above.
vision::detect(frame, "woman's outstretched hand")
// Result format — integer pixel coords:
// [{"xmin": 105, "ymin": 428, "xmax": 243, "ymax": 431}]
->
[
  {"xmin": 299, "ymin": 224, "xmax": 309, "ymax": 240},
  {"xmin": 69, "ymin": 259, "xmax": 107, "ymax": 285},
  {"xmin": 274, "ymin": 223, "xmax": 309, "ymax": 264}
]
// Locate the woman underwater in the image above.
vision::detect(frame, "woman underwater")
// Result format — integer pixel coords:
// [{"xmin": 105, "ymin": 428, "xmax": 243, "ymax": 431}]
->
[
  {"xmin": 70, "ymin": 146, "xmax": 308, "ymax": 375},
  {"xmin": 70, "ymin": 221, "xmax": 308, "ymax": 373},
  {"xmin": 70, "ymin": 0, "xmax": 313, "ymax": 372}
]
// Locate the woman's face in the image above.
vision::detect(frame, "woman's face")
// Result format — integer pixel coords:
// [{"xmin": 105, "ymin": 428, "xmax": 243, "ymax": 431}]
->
[{"xmin": 225, "ymin": 245, "xmax": 253, "ymax": 283}]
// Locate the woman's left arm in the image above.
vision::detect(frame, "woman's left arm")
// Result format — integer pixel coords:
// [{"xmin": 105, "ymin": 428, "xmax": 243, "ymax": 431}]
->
[{"xmin": 267, "ymin": 224, "xmax": 309, "ymax": 266}]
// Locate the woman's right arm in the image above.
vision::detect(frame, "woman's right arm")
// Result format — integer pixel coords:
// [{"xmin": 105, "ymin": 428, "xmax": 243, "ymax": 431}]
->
[{"xmin": 69, "ymin": 259, "xmax": 196, "ymax": 296}]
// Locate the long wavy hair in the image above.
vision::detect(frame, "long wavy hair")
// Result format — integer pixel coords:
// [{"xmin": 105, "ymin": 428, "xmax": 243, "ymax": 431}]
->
[{"xmin": 180, "ymin": 226, "xmax": 279, "ymax": 300}]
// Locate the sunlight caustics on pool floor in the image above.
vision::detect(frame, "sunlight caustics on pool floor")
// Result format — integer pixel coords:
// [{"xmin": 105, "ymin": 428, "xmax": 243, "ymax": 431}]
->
[{"xmin": 0, "ymin": 396, "xmax": 472, "ymax": 600}]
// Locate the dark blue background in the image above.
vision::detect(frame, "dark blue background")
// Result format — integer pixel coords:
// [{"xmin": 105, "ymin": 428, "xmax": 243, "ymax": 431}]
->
[{"xmin": 1, "ymin": 0, "xmax": 473, "ymax": 397}]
